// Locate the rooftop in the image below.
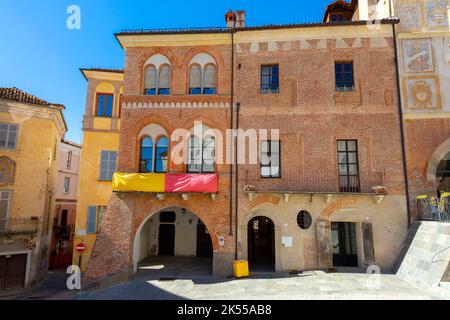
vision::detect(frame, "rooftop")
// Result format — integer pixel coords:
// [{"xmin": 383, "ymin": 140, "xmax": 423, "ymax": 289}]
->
[{"xmin": 0, "ymin": 87, "xmax": 65, "ymax": 109}]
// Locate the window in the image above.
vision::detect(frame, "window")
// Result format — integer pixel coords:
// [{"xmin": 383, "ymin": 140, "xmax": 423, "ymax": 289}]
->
[
  {"xmin": 337, "ymin": 140, "xmax": 360, "ymax": 192},
  {"xmin": 87, "ymin": 206, "xmax": 97, "ymax": 234},
  {"xmin": 260, "ymin": 140, "xmax": 280, "ymax": 178},
  {"xmin": 63, "ymin": 177, "xmax": 70, "ymax": 194},
  {"xmin": 335, "ymin": 62, "xmax": 354, "ymax": 91},
  {"xmin": 188, "ymin": 136, "xmax": 216, "ymax": 173},
  {"xmin": 297, "ymin": 211, "xmax": 312, "ymax": 230},
  {"xmin": 96, "ymin": 93, "xmax": 114, "ymax": 117},
  {"xmin": 331, "ymin": 14, "xmax": 345, "ymax": 22},
  {"xmin": 144, "ymin": 64, "xmax": 172, "ymax": 95},
  {"xmin": 140, "ymin": 136, "xmax": 154, "ymax": 173},
  {"xmin": 66, "ymin": 151, "xmax": 72, "ymax": 169},
  {"xmin": 99, "ymin": 151, "xmax": 117, "ymax": 181},
  {"xmin": 0, "ymin": 191, "xmax": 11, "ymax": 230},
  {"xmin": 155, "ymin": 137, "xmax": 169, "ymax": 173},
  {"xmin": 189, "ymin": 64, "xmax": 217, "ymax": 95},
  {"xmin": 261, "ymin": 65, "xmax": 279, "ymax": 94},
  {"xmin": 0, "ymin": 123, "xmax": 18, "ymax": 150}
]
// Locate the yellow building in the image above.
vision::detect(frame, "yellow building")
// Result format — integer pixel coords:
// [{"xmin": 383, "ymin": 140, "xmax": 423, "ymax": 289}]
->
[
  {"xmin": 73, "ymin": 69, "xmax": 123, "ymax": 271},
  {"xmin": 0, "ymin": 87, "xmax": 67, "ymax": 290}
]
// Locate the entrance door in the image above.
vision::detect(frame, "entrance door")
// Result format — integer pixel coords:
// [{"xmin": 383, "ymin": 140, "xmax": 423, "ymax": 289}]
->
[
  {"xmin": 158, "ymin": 224, "xmax": 175, "ymax": 256},
  {"xmin": 332, "ymin": 222, "xmax": 358, "ymax": 267},
  {"xmin": 248, "ymin": 217, "xmax": 275, "ymax": 271},
  {"xmin": 196, "ymin": 220, "xmax": 213, "ymax": 258},
  {"xmin": 0, "ymin": 254, "xmax": 27, "ymax": 290}
]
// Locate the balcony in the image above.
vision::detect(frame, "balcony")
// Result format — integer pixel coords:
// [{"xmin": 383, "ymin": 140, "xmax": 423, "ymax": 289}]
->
[
  {"xmin": 243, "ymin": 168, "xmax": 386, "ymax": 199},
  {"xmin": 112, "ymin": 173, "xmax": 219, "ymax": 199},
  {"xmin": 0, "ymin": 218, "xmax": 39, "ymax": 235}
]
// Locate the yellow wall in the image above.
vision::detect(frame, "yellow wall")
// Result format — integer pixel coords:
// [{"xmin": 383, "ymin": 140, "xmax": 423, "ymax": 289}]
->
[
  {"xmin": 0, "ymin": 102, "xmax": 65, "ymax": 283},
  {"xmin": 73, "ymin": 130, "xmax": 119, "ymax": 271}
]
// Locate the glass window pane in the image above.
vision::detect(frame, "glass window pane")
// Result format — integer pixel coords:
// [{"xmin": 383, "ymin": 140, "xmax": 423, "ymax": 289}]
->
[
  {"xmin": 105, "ymin": 95, "xmax": 113, "ymax": 117},
  {"xmin": 344, "ymin": 63, "xmax": 353, "ymax": 72},
  {"xmin": 338, "ymin": 153, "xmax": 348, "ymax": 164},
  {"xmin": 348, "ymin": 153, "xmax": 357, "ymax": 164},
  {"xmin": 349, "ymin": 164, "xmax": 358, "ymax": 175},
  {"xmin": 347, "ymin": 141, "xmax": 357, "ymax": 151},
  {"xmin": 97, "ymin": 95, "xmax": 105, "ymax": 116},
  {"xmin": 337, "ymin": 141, "xmax": 346, "ymax": 151},
  {"xmin": 261, "ymin": 166, "xmax": 271, "ymax": 177}
]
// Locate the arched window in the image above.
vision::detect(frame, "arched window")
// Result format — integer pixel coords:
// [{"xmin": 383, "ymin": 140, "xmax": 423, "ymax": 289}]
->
[
  {"xmin": 140, "ymin": 136, "xmax": 154, "ymax": 173},
  {"xmin": 155, "ymin": 137, "xmax": 169, "ymax": 173},
  {"xmin": 188, "ymin": 136, "xmax": 215, "ymax": 173},
  {"xmin": 144, "ymin": 65, "xmax": 157, "ymax": 95},
  {"xmin": 189, "ymin": 64, "xmax": 202, "ymax": 95},
  {"xmin": 158, "ymin": 64, "xmax": 171, "ymax": 95},
  {"xmin": 203, "ymin": 64, "xmax": 217, "ymax": 94}
]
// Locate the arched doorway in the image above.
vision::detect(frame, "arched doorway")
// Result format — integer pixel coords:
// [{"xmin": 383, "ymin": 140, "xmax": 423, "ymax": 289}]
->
[
  {"xmin": 133, "ymin": 207, "xmax": 213, "ymax": 276},
  {"xmin": 436, "ymin": 152, "xmax": 450, "ymax": 197},
  {"xmin": 248, "ymin": 216, "xmax": 275, "ymax": 272}
]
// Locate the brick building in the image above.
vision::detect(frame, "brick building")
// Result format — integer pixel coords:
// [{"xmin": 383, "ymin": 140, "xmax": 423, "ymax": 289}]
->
[{"xmin": 77, "ymin": 7, "xmax": 412, "ymax": 284}]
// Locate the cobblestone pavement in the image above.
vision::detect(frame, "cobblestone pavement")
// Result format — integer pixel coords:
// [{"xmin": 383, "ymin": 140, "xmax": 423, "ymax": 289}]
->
[{"xmin": 2, "ymin": 257, "xmax": 448, "ymax": 300}]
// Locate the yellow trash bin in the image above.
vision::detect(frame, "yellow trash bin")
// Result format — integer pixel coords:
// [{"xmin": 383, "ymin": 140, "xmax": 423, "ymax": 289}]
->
[{"xmin": 233, "ymin": 260, "xmax": 249, "ymax": 278}]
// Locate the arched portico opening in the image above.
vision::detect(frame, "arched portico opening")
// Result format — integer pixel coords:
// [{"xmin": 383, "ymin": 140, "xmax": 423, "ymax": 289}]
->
[
  {"xmin": 436, "ymin": 152, "xmax": 450, "ymax": 197},
  {"xmin": 133, "ymin": 206, "xmax": 213, "ymax": 276},
  {"xmin": 240, "ymin": 210, "xmax": 282, "ymax": 272}
]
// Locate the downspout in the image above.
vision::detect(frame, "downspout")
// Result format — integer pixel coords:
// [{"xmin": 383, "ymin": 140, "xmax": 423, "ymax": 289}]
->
[
  {"xmin": 392, "ymin": 20, "xmax": 412, "ymax": 229},
  {"xmin": 229, "ymin": 30, "xmax": 235, "ymax": 237},
  {"xmin": 235, "ymin": 102, "xmax": 240, "ymax": 260}
]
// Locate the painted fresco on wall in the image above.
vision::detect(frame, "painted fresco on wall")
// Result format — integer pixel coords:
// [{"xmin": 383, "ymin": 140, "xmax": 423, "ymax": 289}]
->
[
  {"xmin": 404, "ymin": 76, "xmax": 442, "ymax": 109},
  {"xmin": 402, "ymin": 39, "xmax": 434, "ymax": 73},
  {"xmin": 395, "ymin": 1, "xmax": 424, "ymax": 32},
  {"xmin": 424, "ymin": 0, "xmax": 449, "ymax": 31}
]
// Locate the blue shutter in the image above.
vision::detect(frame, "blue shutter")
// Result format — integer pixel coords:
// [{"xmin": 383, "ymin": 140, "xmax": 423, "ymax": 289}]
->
[{"xmin": 87, "ymin": 206, "xmax": 97, "ymax": 234}]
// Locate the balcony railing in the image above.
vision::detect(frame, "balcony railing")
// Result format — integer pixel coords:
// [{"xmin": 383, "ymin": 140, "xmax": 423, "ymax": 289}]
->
[
  {"xmin": 243, "ymin": 168, "xmax": 385, "ymax": 194},
  {"xmin": 0, "ymin": 218, "xmax": 39, "ymax": 235},
  {"xmin": 417, "ymin": 196, "xmax": 450, "ymax": 223}
]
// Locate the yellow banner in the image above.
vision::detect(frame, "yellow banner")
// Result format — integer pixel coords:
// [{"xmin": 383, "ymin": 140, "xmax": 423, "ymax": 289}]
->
[{"xmin": 112, "ymin": 173, "xmax": 165, "ymax": 193}]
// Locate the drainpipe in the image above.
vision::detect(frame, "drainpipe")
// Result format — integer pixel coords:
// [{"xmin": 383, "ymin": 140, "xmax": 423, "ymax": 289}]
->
[
  {"xmin": 229, "ymin": 30, "xmax": 235, "ymax": 237},
  {"xmin": 235, "ymin": 102, "xmax": 240, "ymax": 261},
  {"xmin": 392, "ymin": 20, "xmax": 412, "ymax": 229}
]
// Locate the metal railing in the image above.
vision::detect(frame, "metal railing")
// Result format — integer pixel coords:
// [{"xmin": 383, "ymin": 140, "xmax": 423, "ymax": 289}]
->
[
  {"xmin": 417, "ymin": 196, "xmax": 450, "ymax": 223},
  {"xmin": 0, "ymin": 218, "xmax": 39, "ymax": 235},
  {"xmin": 243, "ymin": 168, "xmax": 385, "ymax": 194}
]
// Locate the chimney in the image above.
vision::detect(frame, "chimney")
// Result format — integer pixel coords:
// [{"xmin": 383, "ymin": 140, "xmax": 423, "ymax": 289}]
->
[
  {"xmin": 225, "ymin": 10, "xmax": 237, "ymax": 28},
  {"xmin": 236, "ymin": 10, "xmax": 246, "ymax": 28}
]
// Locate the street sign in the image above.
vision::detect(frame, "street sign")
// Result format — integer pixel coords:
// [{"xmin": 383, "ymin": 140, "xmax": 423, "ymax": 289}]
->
[{"xmin": 76, "ymin": 243, "xmax": 86, "ymax": 253}]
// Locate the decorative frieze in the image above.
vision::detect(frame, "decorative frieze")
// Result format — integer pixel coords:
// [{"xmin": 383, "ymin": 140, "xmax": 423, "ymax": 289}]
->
[{"xmin": 123, "ymin": 101, "xmax": 230, "ymax": 110}]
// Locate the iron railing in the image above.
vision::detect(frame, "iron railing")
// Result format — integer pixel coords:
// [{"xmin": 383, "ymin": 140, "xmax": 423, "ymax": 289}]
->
[
  {"xmin": 417, "ymin": 196, "xmax": 450, "ymax": 223},
  {"xmin": 0, "ymin": 218, "xmax": 39, "ymax": 235},
  {"xmin": 243, "ymin": 168, "xmax": 385, "ymax": 194}
]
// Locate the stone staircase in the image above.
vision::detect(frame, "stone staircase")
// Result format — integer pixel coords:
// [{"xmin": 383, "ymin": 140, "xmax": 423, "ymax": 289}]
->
[{"xmin": 394, "ymin": 221, "xmax": 450, "ymax": 298}]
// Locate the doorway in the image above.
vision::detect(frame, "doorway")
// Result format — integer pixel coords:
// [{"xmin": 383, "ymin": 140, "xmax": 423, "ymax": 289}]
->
[
  {"xmin": 0, "ymin": 254, "xmax": 27, "ymax": 290},
  {"xmin": 331, "ymin": 222, "xmax": 358, "ymax": 267},
  {"xmin": 196, "ymin": 220, "xmax": 213, "ymax": 257},
  {"xmin": 158, "ymin": 224, "xmax": 175, "ymax": 256},
  {"xmin": 248, "ymin": 216, "xmax": 275, "ymax": 272}
]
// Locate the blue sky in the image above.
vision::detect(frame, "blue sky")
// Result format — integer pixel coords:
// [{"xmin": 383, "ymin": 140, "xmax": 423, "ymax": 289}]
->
[{"xmin": 0, "ymin": 0, "xmax": 327, "ymax": 143}]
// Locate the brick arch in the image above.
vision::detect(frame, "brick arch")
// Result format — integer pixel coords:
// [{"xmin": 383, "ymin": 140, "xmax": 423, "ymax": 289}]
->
[
  {"xmin": 132, "ymin": 204, "xmax": 218, "ymax": 272},
  {"xmin": 426, "ymin": 137, "xmax": 450, "ymax": 183},
  {"xmin": 240, "ymin": 195, "xmax": 282, "ymax": 213},
  {"xmin": 319, "ymin": 198, "xmax": 357, "ymax": 220},
  {"xmin": 181, "ymin": 115, "xmax": 224, "ymax": 131},
  {"xmin": 180, "ymin": 47, "xmax": 226, "ymax": 95},
  {"xmin": 134, "ymin": 48, "xmax": 178, "ymax": 94}
]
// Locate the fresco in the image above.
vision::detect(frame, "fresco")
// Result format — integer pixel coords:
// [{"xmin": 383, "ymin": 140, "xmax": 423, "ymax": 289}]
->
[
  {"xmin": 424, "ymin": 0, "xmax": 449, "ymax": 31},
  {"xmin": 402, "ymin": 39, "xmax": 434, "ymax": 73},
  {"xmin": 404, "ymin": 76, "xmax": 441, "ymax": 109},
  {"xmin": 395, "ymin": 1, "xmax": 424, "ymax": 32}
]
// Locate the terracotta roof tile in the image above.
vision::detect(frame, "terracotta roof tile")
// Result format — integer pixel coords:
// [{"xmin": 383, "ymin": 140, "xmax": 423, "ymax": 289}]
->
[{"xmin": 0, "ymin": 87, "xmax": 64, "ymax": 108}]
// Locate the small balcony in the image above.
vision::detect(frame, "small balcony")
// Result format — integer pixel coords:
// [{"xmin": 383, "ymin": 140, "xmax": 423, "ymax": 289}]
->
[
  {"xmin": 243, "ymin": 168, "xmax": 386, "ymax": 195},
  {"xmin": 112, "ymin": 173, "xmax": 219, "ymax": 198},
  {"xmin": 0, "ymin": 218, "xmax": 39, "ymax": 235}
]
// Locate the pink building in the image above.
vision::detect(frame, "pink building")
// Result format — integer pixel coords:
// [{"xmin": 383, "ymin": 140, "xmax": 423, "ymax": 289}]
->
[{"xmin": 50, "ymin": 140, "xmax": 81, "ymax": 269}]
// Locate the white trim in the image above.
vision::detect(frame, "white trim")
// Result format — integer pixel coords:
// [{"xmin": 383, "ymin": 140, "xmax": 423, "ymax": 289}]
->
[
  {"xmin": 0, "ymin": 250, "xmax": 33, "ymax": 288},
  {"xmin": 144, "ymin": 54, "xmax": 171, "ymax": 68}
]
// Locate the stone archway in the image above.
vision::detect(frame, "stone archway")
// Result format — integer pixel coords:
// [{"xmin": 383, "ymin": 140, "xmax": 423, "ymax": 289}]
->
[
  {"xmin": 133, "ymin": 206, "xmax": 213, "ymax": 274},
  {"xmin": 240, "ymin": 209, "xmax": 283, "ymax": 272},
  {"xmin": 426, "ymin": 138, "xmax": 450, "ymax": 183}
]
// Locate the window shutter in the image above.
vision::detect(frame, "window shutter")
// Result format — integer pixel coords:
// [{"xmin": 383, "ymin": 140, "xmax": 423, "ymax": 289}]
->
[
  {"xmin": 158, "ymin": 65, "xmax": 171, "ymax": 89},
  {"xmin": 203, "ymin": 64, "xmax": 217, "ymax": 89},
  {"xmin": 189, "ymin": 64, "xmax": 202, "ymax": 89},
  {"xmin": 0, "ymin": 191, "xmax": 10, "ymax": 220},
  {"xmin": 87, "ymin": 206, "xmax": 97, "ymax": 234},
  {"xmin": 145, "ymin": 65, "xmax": 157, "ymax": 89}
]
